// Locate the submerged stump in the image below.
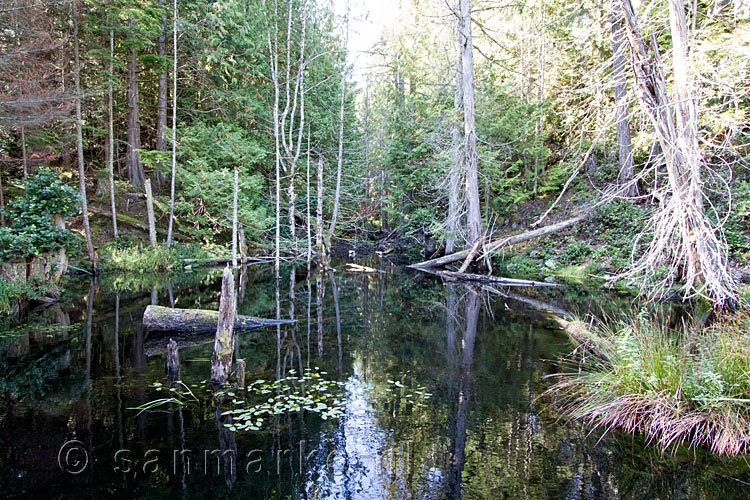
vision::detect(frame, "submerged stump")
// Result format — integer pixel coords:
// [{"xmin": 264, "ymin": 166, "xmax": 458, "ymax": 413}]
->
[
  {"xmin": 165, "ymin": 338, "xmax": 180, "ymax": 381},
  {"xmin": 211, "ymin": 266, "xmax": 236, "ymax": 385}
]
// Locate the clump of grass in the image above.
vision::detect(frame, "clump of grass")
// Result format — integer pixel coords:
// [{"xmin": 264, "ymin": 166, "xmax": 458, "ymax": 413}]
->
[{"xmin": 549, "ymin": 309, "xmax": 750, "ymax": 456}]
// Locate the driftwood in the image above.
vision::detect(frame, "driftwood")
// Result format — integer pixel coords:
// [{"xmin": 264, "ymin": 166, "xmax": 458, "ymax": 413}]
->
[
  {"xmin": 410, "ymin": 213, "xmax": 589, "ymax": 269},
  {"xmin": 441, "ymin": 270, "xmax": 558, "ymax": 287},
  {"xmin": 142, "ymin": 304, "xmax": 294, "ymax": 333}
]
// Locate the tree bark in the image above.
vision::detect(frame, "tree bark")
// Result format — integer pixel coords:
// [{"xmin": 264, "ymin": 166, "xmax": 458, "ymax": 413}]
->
[
  {"xmin": 611, "ymin": 0, "xmax": 637, "ymax": 197},
  {"xmin": 166, "ymin": 0, "xmax": 178, "ymax": 247},
  {"xmin": 145, "ymin": 178, "xmax": 157, "ymax": 245},
  {"xmin": 72, "ymin": 4, "xmax": 95, "ymax": 267},
  {"xmin": 211, "ymin": 267, "xmax": 236, "ymax": 385},
  {"xmin": 126, "ymin": 22, "xmax": 145, "ymax": 188},
  {"xmin": 108, "ymin": 30, "xmax": 118, "ymax": 239},
  {"xmin": 459, "ymin": 0, "xmax": 482, "ymax": 243}
]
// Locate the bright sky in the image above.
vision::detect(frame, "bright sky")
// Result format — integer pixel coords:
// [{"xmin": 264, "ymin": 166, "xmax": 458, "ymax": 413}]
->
[{"xmin": 333, "ymin": 0, "xmax": 401, "ymax": 83}]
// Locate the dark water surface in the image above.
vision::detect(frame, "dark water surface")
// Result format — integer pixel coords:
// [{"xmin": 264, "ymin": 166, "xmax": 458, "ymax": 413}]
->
[{"xmin": 1, "ymin": 259, "xmax": 748, "ymax": 499}]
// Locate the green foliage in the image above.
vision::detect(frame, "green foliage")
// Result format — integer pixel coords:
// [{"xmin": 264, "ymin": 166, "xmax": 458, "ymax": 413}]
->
[
  {"xmin": 0, "ymin": 169, "xmax": 80, "ymax": 261},
  {"xmin": 172, "ymin": 122, "xmax": 271, "ymax": 241},
  {"xmin": 586, "ymin": 199, "xmax": 649, "ymax": 269},
  {"xmin": 98, "ymin": 242, "xmax": 211, "ymax": 272},
  {"xmin": 725, "ymin": 181, "xmax": 750, "ymax": 260},
  {"xmin": 0, "ymin": 279, "xmax": 53, "ymax": 315},
  {"xmin": 562, "ymin": 239, "xmax": 592, "ymax": 264}
]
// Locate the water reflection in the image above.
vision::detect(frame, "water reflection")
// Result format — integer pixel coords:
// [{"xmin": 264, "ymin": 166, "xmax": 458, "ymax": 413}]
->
[{"xmin": 0, "ymin": 264, "xmax": 747, "ymax": 499}]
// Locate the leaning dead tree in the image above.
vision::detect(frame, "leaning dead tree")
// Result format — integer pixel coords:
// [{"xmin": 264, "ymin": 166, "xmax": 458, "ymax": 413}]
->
[{"xmin": 620, "ymin": 0, "xmax": 736, "ymax": 307}]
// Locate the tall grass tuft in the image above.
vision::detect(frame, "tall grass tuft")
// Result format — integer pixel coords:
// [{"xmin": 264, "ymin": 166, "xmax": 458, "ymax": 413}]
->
[{"xmin": 548, "ymin": 310, "xmax": 750, "ymax": 456}]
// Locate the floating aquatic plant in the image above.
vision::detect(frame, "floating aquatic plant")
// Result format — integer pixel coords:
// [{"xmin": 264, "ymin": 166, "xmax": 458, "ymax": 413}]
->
[{"xmin": 222, "ymin": 368, "xmax": 346, "ymax": 432}]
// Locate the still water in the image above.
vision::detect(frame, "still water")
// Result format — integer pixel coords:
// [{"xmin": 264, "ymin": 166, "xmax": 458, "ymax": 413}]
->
[{"xmin": 1, "ymin": 259, "xmax": 748, "ymax": 499}]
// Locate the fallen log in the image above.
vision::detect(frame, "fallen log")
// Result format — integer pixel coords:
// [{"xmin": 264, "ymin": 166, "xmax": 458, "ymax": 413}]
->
[
  {"xmin": 143, "ymin": 304, "xmax": 294, "ymax": 333},
  {"xmin": 441, "ymin": 270, "xmax": 558, "ymax": 287},
  {"xmin": 409, "ymin": 213, "xmax": 590, "ymax": 269}
]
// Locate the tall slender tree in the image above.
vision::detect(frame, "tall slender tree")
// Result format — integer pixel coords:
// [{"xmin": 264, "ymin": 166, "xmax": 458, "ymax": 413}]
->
[
  {"xmin": 108, "ymin": 28, "xmax": 118, "ymax": 238},
  {"xmin": 327, "ymin": 4, "xmax": 349, "ymax": 245},
  {"xmin": 458, "ymin": 0, "xmax": 482, "ymax": 244},
  {"xmin": 166, "ymin": 0, "xmax": 178, "ymax": 246},
  {"xmin": 611, "ymin": 0, "xmax": 637, "ymax": 197},
  {"xmin": 72, "ymin": 0, "xmax": 95, "ymax": 267}
]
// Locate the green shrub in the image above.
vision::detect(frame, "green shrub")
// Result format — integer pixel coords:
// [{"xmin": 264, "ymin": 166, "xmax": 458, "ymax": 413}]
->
[
  {"xmin": 0, "ymin": 168, "xmax": 80, "ymax": 262},
  {"xmin": 562, "ymin": 240, "xmax": 592, "ymax": 264}
]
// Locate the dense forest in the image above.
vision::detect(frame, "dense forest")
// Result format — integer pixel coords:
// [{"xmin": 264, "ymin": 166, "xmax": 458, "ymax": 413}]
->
[{"xmin": 2, "ymin": 0, "xmax": 750, "ymax": 477}]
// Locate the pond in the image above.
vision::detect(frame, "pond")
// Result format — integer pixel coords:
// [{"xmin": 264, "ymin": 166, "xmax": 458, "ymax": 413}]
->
[{"xmin": 0, "ymin": 258, "xmax": 748, "ymax": 499}]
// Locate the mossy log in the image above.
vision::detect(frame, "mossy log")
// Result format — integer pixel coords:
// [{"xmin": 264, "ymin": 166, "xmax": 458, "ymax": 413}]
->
[{"xmin": 143, "ymin": 304, "xmax": 294, "ymax": 333}]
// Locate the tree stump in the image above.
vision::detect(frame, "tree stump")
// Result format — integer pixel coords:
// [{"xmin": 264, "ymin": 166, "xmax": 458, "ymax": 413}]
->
[
  {"xmin": 165, "ymin": 338, "xmax": 180, "ymax": 381},
  {"xmin": 210, "ymin": 266, "xmax": 236, "ymax": 385}
]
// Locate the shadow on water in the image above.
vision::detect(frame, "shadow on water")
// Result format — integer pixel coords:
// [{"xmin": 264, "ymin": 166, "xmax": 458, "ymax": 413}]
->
[{"xmin": 0, "ymin": 260, "xmax": 748, "ymax": 499}]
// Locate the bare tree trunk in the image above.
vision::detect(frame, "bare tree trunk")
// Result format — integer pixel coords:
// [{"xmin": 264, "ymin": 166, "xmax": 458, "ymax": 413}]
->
[
  {"xmin": 533, "ymin": 2, "xmax": 546, "ymax": 197},
  {"xmin": 166, "ymin": 0, "xmax": 178, "ymax": 247},
  {"xmin": 108, "ymin": 30, "xmax": 118, "ymax": 239},
  {"xmin": 316, "ymin": 156, "xmax": 324, "ymax": 262},
  {"xmin": 20, "ymin": 126, "xmax": 27, "ymax": 178},
  {"xmin": 267, "ymin": 2, "xmax": 282, "ymax": 277},
  {"xmin": 127, "ymin": 21, "xmax": 145, "ymax": 188},
  {"xmin": 327, "ymin": 7, "xmax": 349, "ymax": 246},
  {"xmin": 447, "ymin": 10, "xmax": 464, "ymax": 255},
  {"xmin": 620, "ymin": 0, "xmax": 736, "ymax": 307},
  {"xmin": 145, "ymin": 179, "xmax": 157, "ymax": 245},
  {"xmin": 611, "ymin": 0, "xmax": 637, "ymax": 197},
  {"xmin": 156, "ymin": 0, "xmax": 168, "ymax": 154},
  {"xmin": 210, "ymin": 267, "xmax": 236, "ymax": 385},
  {"xmin": 459, "ymin": 0, "xmax": 482, "ymax": 243},
  {"xmin": 363, "ymin": 77, "xmax": 371, "ymax": 206},
  {"xmin": 232, "ymin": 167, "xmax": 238, "ymax": 269},
  {"xmin": 306, "ymin": 128, "xmax": 312, "ymax": 267},
  {"xmin": 72, "ymin": 3, "xmax": 95, "ymax": 267}
]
